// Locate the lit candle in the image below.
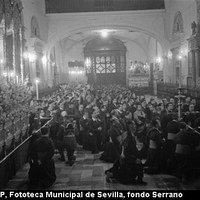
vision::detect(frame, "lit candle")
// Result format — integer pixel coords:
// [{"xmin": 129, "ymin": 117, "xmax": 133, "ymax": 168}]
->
[
  {"xmin": 16, "ymin": 75, "xmax": 19, "ymax": 84},
  {"xmin": 35, "ymin": 79, "xmax": 39, "ymax": 100}
]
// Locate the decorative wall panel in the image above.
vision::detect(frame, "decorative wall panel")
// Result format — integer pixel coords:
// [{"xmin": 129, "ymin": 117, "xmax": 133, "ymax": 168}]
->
[{"xmin": 0, "ymin": 0, "xmax": 25, "ymax": 82}]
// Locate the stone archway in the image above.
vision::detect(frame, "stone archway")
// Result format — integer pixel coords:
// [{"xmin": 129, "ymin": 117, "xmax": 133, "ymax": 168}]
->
[
  {"xmin": 45, "ymin": 24, "xmax": 169, "ymax": 56},
  {"xmin": 44, "ymin": 11, "xmax": 170, "ymax": 86}
]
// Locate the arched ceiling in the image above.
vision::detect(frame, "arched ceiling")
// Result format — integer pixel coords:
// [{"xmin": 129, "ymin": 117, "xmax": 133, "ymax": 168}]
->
[{"xmin": 59, "ymin": 28, "xmax": 154, "ymax": 53}]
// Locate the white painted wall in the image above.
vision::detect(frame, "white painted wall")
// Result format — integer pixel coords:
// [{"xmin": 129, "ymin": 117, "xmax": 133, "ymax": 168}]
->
[
  {"xmin": 54, "ymin": 42, "xmax": 64, "ymax": 84},
  {"xmin": 126, "ymin": 41, "xmax": 147, "ymax": 63},
  {"xmin": 164, "ymin": 0, "xmax": 196, "ymax": 42},
  {"xmin": 126, "ymin": 40, "xmax": 148, "ymax": 84},
  {"xmin": 164, "ymin": 0, "xmax": 197, "ymax": 85},
  {"xmin": 20, "ymin": 0, "xmax": 198, "ymax": 87},
  {"xmin": 52, "ymin": 35, "xmax": 165, "ymax": 85},
  {"xmin": 46, "ymin": 10, "xmax": 168, "ymax": 54},
  {"xmin": 55, "ymin": 37, "xmax": 149, "ymax": 84},
  {"xmin": 22, "ymin": 0, "xmax": 48, "ymax": 46},
  {"xmin": 63, "ymin": 42, "xmax": 85, "ymax": 83},
  {"xmin": 45, "ymin": 10, "xmax": 170, "ymax": 86},
  {"xmin": 21, "ymin": 0, "xmax": 49, "ymax": 89}
]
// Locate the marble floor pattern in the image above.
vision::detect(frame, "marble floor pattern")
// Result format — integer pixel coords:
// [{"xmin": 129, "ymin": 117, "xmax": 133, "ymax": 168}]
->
[{"xmin": 4, "ymin": 145, "xmax": 200, "ymax": 190}]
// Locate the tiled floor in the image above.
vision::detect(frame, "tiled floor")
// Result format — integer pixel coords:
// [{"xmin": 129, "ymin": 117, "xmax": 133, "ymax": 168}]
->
[{"xmin": 4, "ymin": 145, "xmax": 200, "ymax": 190}]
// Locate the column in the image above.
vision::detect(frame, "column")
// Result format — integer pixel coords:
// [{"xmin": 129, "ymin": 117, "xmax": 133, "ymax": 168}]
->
[
  {"xmin": 0, "ymin": 28, "xmax": 4, "ymax": 78},
  {"xmin": 19, "ymin": 27, "xmax": 24, "ymax": 83},
  {"xmin": 179, "ymin": 58, "xmax": 182, "ymax": 88},
  {"xmin": 191, "ymin": 50, "xmax": 196, "ymax": 87},
  {"xmin": 149, "ymin": 63, "xmax": 154, "ymax": 82},
  {"xmin": 171, "ymin": 48, "xmax": 179, "ymax": 84},
  {"xmin": 38, "ymin": 53, "xmax": 44, "ymax": 89},
  {"xmin": 153, "ymin": 80, "xmax": 157, "ymax": 96},
  {"xmin": 195, "ymin": 0, "xmax": 200, "ymax": 86},
  {"xmin": 163, "ymin": 56, "xmax": 168, "ymax": 83},
  {"xmin": 12, "ymin": 25, "xmax": 16, "ymax": 79},
  {"xmin": 195, "ymin": 49, "xmax": 200, "ymax": 81},
  {"xmin": 47, "ymin": 56, "xmax": 53, "ymax": 87},
  {"xmin": 29, "ymin": 52, "xmax": 36, "ymax": 84},
  {"xmin": 42, "ymin": 54, "xmax": 48, "ymax": 87}
]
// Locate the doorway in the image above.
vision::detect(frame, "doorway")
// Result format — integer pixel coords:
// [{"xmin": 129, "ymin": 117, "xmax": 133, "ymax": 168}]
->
[{"xmin": 84, "ymin": 37, "xmax": 126, "ymax": 85}]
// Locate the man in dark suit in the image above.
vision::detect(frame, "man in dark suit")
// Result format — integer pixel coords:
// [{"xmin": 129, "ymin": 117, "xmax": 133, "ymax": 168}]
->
[
  {"xmin": 79, "ymin": 111, "xmax": 91, "ymax": 150},
  {"xmin": 88, "ymin": 110, "xmax": 103, "ymax": 153},
  {"xmin": 160, "ymin": 102, "xmax": 174, "ymax": 139},
  {"xmin": 28, "ymin": 126, "xmax": 56, "ymax": 189},
  {"xmin": 109, "ymin": 98, "xmax": 118, "ymax": 113},
  {"xmin": 174, "ymin": 122, "xmax": 197, "ymax": 183},
  {"xmin": 49, "ymin": 112, "xmax": 65, "ymax": 161}
]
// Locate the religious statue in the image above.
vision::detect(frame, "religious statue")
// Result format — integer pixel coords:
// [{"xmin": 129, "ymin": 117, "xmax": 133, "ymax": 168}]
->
[{"xmin": 191, "ymin": 21, "xmax": 197, "ymax": 35}]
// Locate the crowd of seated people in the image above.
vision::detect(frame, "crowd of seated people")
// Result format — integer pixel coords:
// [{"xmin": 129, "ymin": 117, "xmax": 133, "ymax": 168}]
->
[
  {"xmin": 26, "ymin": 83, "xmax": 200, "ymax": 186},
  {"xmin": 0, "ymin": 81, "xmax": 33, "ymax": 158},
  {"xmin": 0, "ymin": 80, "xmax": 32, "ymax": 110},
  {"xmin": 0, "ymin": 81, "xmax": 32, "ymax": 126},
  {"xmin": 1, "ymin": 80, "xmax": 200, "ymax": 188}
]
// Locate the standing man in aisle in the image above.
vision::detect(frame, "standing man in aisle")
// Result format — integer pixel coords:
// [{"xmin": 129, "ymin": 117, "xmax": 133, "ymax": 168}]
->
[{"xmin": 28, "ymin": 126, "xmax": 56, "ymax": 189}]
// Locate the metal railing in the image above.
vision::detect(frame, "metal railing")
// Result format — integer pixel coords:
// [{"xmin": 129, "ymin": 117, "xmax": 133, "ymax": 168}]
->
[
  {"xmin": 0, "ymin": 112, "xmax": 30, "ymax": 160},
  {"xmin": 157, "ymin": 82, "xmax": 200, "ymax": 102},
  {"xmin": 0, "ymin": 117, "xmax": 53, "ymax": 189},
  {"xmin": 0, "ymin": 85, "xmax": 59, "ymax": 159}
]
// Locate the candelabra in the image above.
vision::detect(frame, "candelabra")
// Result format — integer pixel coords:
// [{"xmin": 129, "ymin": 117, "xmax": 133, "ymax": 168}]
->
[{"xmin": 175, "ymin": 87, "xmax": 185, "ymax": 120}]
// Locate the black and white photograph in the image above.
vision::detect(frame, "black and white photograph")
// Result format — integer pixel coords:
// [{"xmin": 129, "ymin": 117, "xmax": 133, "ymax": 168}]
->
[{"xmin": 0, "ymin": 0, "xmax": 200, "ymax": 196}]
